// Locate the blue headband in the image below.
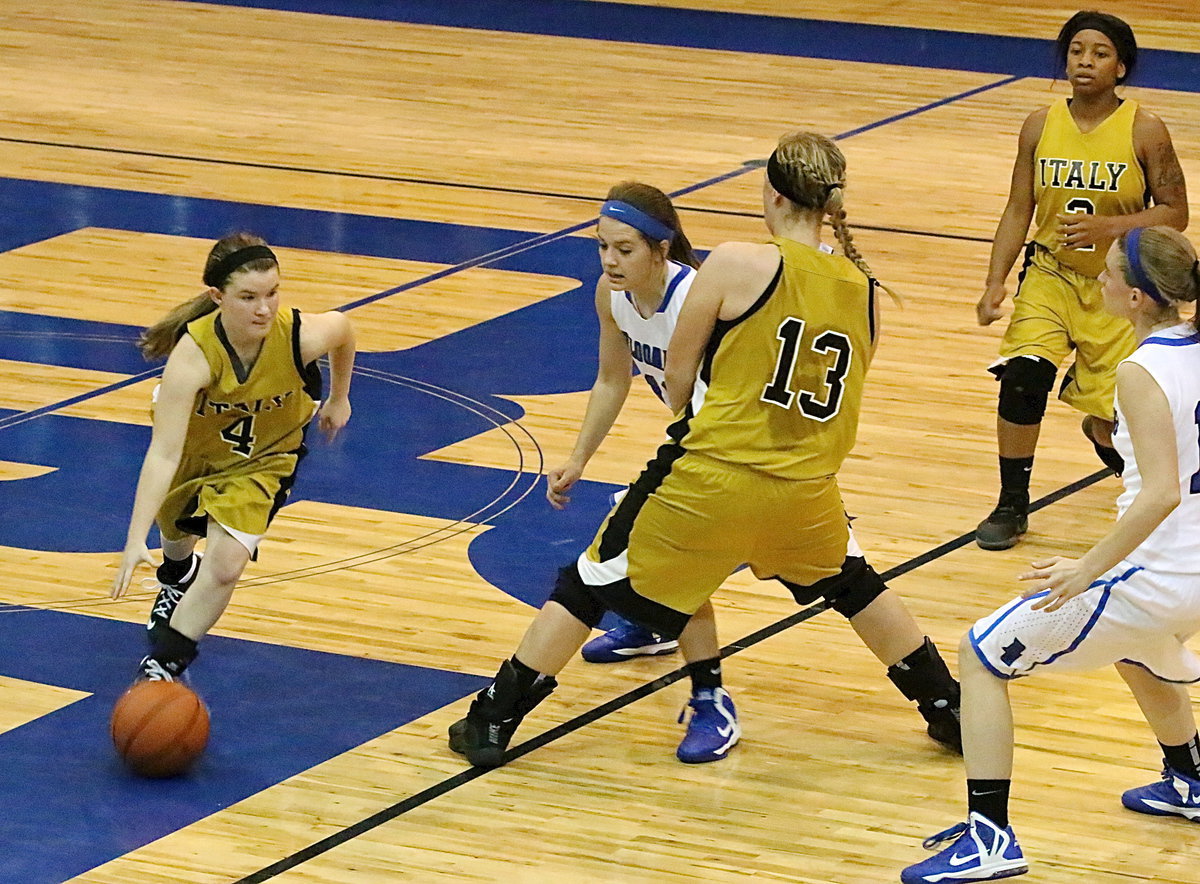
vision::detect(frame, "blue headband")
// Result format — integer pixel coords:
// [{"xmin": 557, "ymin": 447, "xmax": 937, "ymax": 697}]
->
[
  {"xmin": 1124, "ymin": 228, "xmax": 1167, "ymax": 305},
  {"xmin": 599, "ymin": 200, "xmax": 675, "ymax": 243}
]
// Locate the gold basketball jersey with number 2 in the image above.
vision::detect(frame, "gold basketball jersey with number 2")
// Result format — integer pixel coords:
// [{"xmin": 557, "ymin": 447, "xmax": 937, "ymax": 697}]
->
[{"xmin": 1032, "ymin": 97, "xmax": 1146, "ymax": 278}]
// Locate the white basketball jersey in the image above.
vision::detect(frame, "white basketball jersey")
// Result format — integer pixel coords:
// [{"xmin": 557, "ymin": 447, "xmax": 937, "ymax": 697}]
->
[
  {"xmin": 608, "ymin": 261, "xmax": 695, "ymax": 405},
  {"xmin": 1113, "ymin": 322, "xmax": 1200, "ymax": 573}
]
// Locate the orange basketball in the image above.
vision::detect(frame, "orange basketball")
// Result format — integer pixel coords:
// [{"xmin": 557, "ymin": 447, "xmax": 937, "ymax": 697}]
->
[{"xmin": 110, "ymin": 680, "xmax": 210, "ymax": 778}]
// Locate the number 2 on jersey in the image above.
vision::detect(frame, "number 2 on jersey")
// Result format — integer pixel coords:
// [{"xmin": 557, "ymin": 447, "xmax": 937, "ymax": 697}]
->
[
  {"xmin": 1064, "ymin": 197, "xmax": 1096, "ymax": 252},
  {"xmin": 761, "ymin": 316, "xmax": 853, "ymax": 421}
]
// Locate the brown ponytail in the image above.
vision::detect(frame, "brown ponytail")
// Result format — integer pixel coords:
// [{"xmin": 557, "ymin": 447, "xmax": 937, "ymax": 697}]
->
[{"xmin": 137, "ymin": 232, "xmax": 276, "ymax": 361}]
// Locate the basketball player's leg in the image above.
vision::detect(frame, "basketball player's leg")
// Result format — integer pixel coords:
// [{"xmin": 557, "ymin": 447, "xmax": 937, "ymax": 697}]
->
[
  {"xmin": 979, "ymin": 253, "xmax": 1072, "ymax": 550},
  {"xmin": 449, "ymin": 456, "xmax": 738, "ymax": 769},
  {"xmin": 142, "ymin": 522, "xmax": 252, "ymax": 681},
  {"xmin": 908, "ymin": 571, "xmax": 1180, "ymax": 879},
  {"xmin": 672, "ymin": 599, "xmax": 740, "ymax": 764},
  {"xmin": 1064, "ymin": 278, "xmax": 1136, "ymax": 475},
  {"xmin": 1116, "ymin": 662, "xmax": 1200, "ymax": 820},
  {"xmin": 448, "ymin": 558, "xmax": 699, "ymax": 769},
  {"xmin": 148, "ymin": 531, "xmax": 203, "ymax": 633},
  {"xmin": 900, "ymin": 634, "xmax": 1026, "ymax": 884},
  {"xmin": 780, "ymin": 555, "xmax": 961, "ymax": 752},
  {"xmin": 514, "ymin": 598, "xmax": 597, "ymax": 676},
  {"xmin": 1118, "ymin": 662, "xmax": 1197, "ymax": 746}
]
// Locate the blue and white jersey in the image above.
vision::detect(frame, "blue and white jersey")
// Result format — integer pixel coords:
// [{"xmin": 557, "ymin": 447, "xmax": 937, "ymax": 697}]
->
[
  {"xmin": 608, "ymin": 261, "xmax": 695, "ymax": 405},
  {"xmin": 1114, "ymin": 321, "xmax": 1200, "ymax": 573}
]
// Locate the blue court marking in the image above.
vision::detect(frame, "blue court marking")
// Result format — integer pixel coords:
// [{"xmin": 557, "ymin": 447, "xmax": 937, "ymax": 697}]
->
[
  {"xmin": 0, "ymin": 66, "xmax": 1038, "ymax": 877},
  {"xmin": 177, "ymin": 0, "xmax": 1200, "ymax": 93},
  {"xmin": 0, "ymin": 608, "xmax": 488, "ymax": 884}
]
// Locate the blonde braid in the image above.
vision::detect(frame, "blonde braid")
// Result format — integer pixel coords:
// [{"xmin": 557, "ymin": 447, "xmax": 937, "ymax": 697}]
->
[
  {"xmin": 826, "ymin": 191, "xmax": 901, "ymax": 303},
  {"xmin": 772, "ymin": 131, "xmax": 901, "ymax": 303}
]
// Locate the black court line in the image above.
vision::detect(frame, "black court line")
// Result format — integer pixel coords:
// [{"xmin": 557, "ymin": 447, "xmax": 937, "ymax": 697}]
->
[
  {"xmin": 0, "ymin": 134, "xmax": 604, "ymax": 201},
  {"xmin": 0, "ymin": 134, "xmax": 993, "ymax": 246},
  {"xmin": 235, "ymin": 468, "xmax": 1112, "ymax": 884}
]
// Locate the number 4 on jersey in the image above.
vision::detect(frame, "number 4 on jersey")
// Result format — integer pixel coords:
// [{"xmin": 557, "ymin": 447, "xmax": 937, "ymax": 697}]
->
[
  {"xmin": 221, "ymin": 414, "xmax": 257, "ymax": 457},
  {"xmin": 761, "ymin": 316, "xmax": 853, "ymax": 421}
]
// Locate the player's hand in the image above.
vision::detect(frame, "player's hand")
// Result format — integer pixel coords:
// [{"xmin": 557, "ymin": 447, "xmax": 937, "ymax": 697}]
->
[
  {"xmin": 546, "ymin": 462, "xmax": 584, "ymax": 510},
  {"xmin": 316, "ymin": 396, "xmax": 351, "ymax": 441},
  {"xmin": 1019, "ymin": 556, "xmax": 1092, "ymax": 612},
  {"xmin": 111, "ymin": 542, "xmax": 155, "ymax": 599},
  {"xmin": 976, "ymin": 283, "xmax": 1008, "ymax": 326},
  {"xmin": 1056, "ymin": 213, "xmax": 1113, "ymax": 251}
]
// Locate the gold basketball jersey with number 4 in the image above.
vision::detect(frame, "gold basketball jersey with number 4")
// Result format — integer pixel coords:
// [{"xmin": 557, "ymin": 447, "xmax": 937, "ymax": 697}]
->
[
  {"xmin": 1031, "ymin": 97, "xmax": 1146, "ymax": 278},
  {"xmin": 185, "ymin": 307, "xmax": 319, "ymax": 470}
]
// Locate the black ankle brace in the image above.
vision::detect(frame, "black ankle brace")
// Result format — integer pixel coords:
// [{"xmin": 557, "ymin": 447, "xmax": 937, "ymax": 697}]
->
[
  {"xmin": 148, "ymin": 623, "xmax": 199, "ymax": 675},
  {"xmin": 157, "ymin": 553, "xmax": 198, "ymax": 587},
  {"xmin": 887, "ymin": 637, "xmax": 959, "ymax": 707}
]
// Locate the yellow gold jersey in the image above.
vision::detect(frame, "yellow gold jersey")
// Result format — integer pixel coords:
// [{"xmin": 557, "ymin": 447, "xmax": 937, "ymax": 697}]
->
[
  {"xmin": 184, "ymin": 307, "xmax": 321, "ymax": 471},
  {"xmin": 672, "ymin": 237, "xmax": 874, "ymax": 479},
  {"xmin": 1032, "ymin": 97, "xmax": 1146, "ymax": 278}
]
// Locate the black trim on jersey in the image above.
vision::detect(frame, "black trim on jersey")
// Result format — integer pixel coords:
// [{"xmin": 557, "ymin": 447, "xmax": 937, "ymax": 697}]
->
[
  {"xmin": 214, "ymin": 315, "xmax": 252, "ymax": 384},
  {"xmin": 664, "ymin": 259, "xmax": 785, "ymax": 446},
  {"xmin": 589, "ymin": 572, "xmax": 692, "ymax": 640},
  {"xmin": 867, "ymin": 277, "xmax": 877, "ymax": 344},
  {"xmin": 290, "ymin": 308, "xmax": 324, "ymax": 401},
  {"xmin": 1012, "ymin": 241, "xmax": 1038, "ymax": 299},
  {"xmin": 596, "ymin": 438, "xmax": 688, "ymax": 560},
  {"xmin": 174, "ymin": 444, "xmax": 307, "ymax": 562},
  {"xmin": 267, "ymin": 442, "xmax": 308, "ymax": 529},
  {"xmin": 698, "ymin": 259, "xmax": 784, "ymax": 389}
]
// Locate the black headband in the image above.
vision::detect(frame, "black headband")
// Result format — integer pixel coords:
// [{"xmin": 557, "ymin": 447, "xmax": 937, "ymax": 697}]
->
[
  {"xmin": 766, "ymin": 151, "xmax": 807, "ymax": 205},
  {"xmin": 766, "ymin": 150, "xmax": 840, "ymax": 209},
  {"xmin": 1067, "ymin": 13, "xmax": 1130, "ymax": 57},
  {"xmin": 203, "ymin": 245, "xmax": 278, "ymax": 289},
  {"xmin": 1061, "ymin": 12, "xmax": 1136, "ymax": 82}
]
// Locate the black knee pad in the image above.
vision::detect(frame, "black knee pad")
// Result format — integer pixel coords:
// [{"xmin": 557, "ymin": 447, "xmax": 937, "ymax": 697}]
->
[
  {"xmin": 547, "ymin": 565, "xmax": 607, "ymax": 629},
  {"xmin": 780, "ymin": 556, "xmax": 886, "ymax": 619},
  {"xmin": 826, "ymin": 556, "xmax": 888, "ymax": 619},
  {"xmin": 995, "ymin": 356, "xmax": 1056, "ymax": 425}
]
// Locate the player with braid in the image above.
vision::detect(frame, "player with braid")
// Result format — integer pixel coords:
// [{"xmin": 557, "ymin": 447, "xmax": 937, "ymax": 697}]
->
[{"xmin": 449, "ymin": 131, "xmax": 961, "ymax": 770}]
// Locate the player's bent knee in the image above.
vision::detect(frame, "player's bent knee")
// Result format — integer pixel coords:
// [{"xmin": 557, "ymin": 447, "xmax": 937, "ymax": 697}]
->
[
  {"xmin": 826, "ymin": 557, "xmax": 888, "ymax": 619},
  {"xmin": 548, "ymin": 565, "xmax": 607, "ymax": 628},
  {"xmin": 996, "ymin": 356, "xmax": 1056, "ymax": 425}
]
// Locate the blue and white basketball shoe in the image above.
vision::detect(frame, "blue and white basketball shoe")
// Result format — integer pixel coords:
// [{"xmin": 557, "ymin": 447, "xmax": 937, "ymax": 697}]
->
[
  {"xmin": 901, "ymin": 812, "xmax": 1027, "ymax": 883},
  {"xmin": 1122, "ymin": 768, "xmax": 1200, "ymax": 821},
  {"xmin": 676, "ymin": 687, "xmax": 740, "ymax": 764},
  {"xmin": 580, "ymin": 616, "xmax": 679, "ymax": 663}
]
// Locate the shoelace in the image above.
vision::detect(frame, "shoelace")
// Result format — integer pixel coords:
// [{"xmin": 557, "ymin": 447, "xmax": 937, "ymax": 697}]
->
[
  {"xmin": 139, "ymin": 657, "xmax": 175, "ymax": 682},
  {"xmin": 151, "ymin": 584, "xmax": 186, "ymax": 620},
  {"xmin": 922, "ymin": 821, "xmax": 968, "ymax": 850}
]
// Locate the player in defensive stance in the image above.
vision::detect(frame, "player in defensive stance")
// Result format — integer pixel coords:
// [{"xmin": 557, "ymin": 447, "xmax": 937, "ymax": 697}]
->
[
  {"xmin": 450, "ymin": 131, "xmax": 961, "ymax": 770},
  {"xmin": 905, "ymin": 227, "xmax": 1200, "ymax": 883}
]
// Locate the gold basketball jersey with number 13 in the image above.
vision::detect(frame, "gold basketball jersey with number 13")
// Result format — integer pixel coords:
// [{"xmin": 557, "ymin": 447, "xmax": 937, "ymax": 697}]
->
[{"xmin": 1032, "ymin": 97, "xmax": 1146, "ymax": 278}]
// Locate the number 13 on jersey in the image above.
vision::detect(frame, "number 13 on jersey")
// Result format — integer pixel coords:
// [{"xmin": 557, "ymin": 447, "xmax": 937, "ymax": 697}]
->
[{"xmin": 761, "ymin": 317, "xmax": 853, "ymax": 421}]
